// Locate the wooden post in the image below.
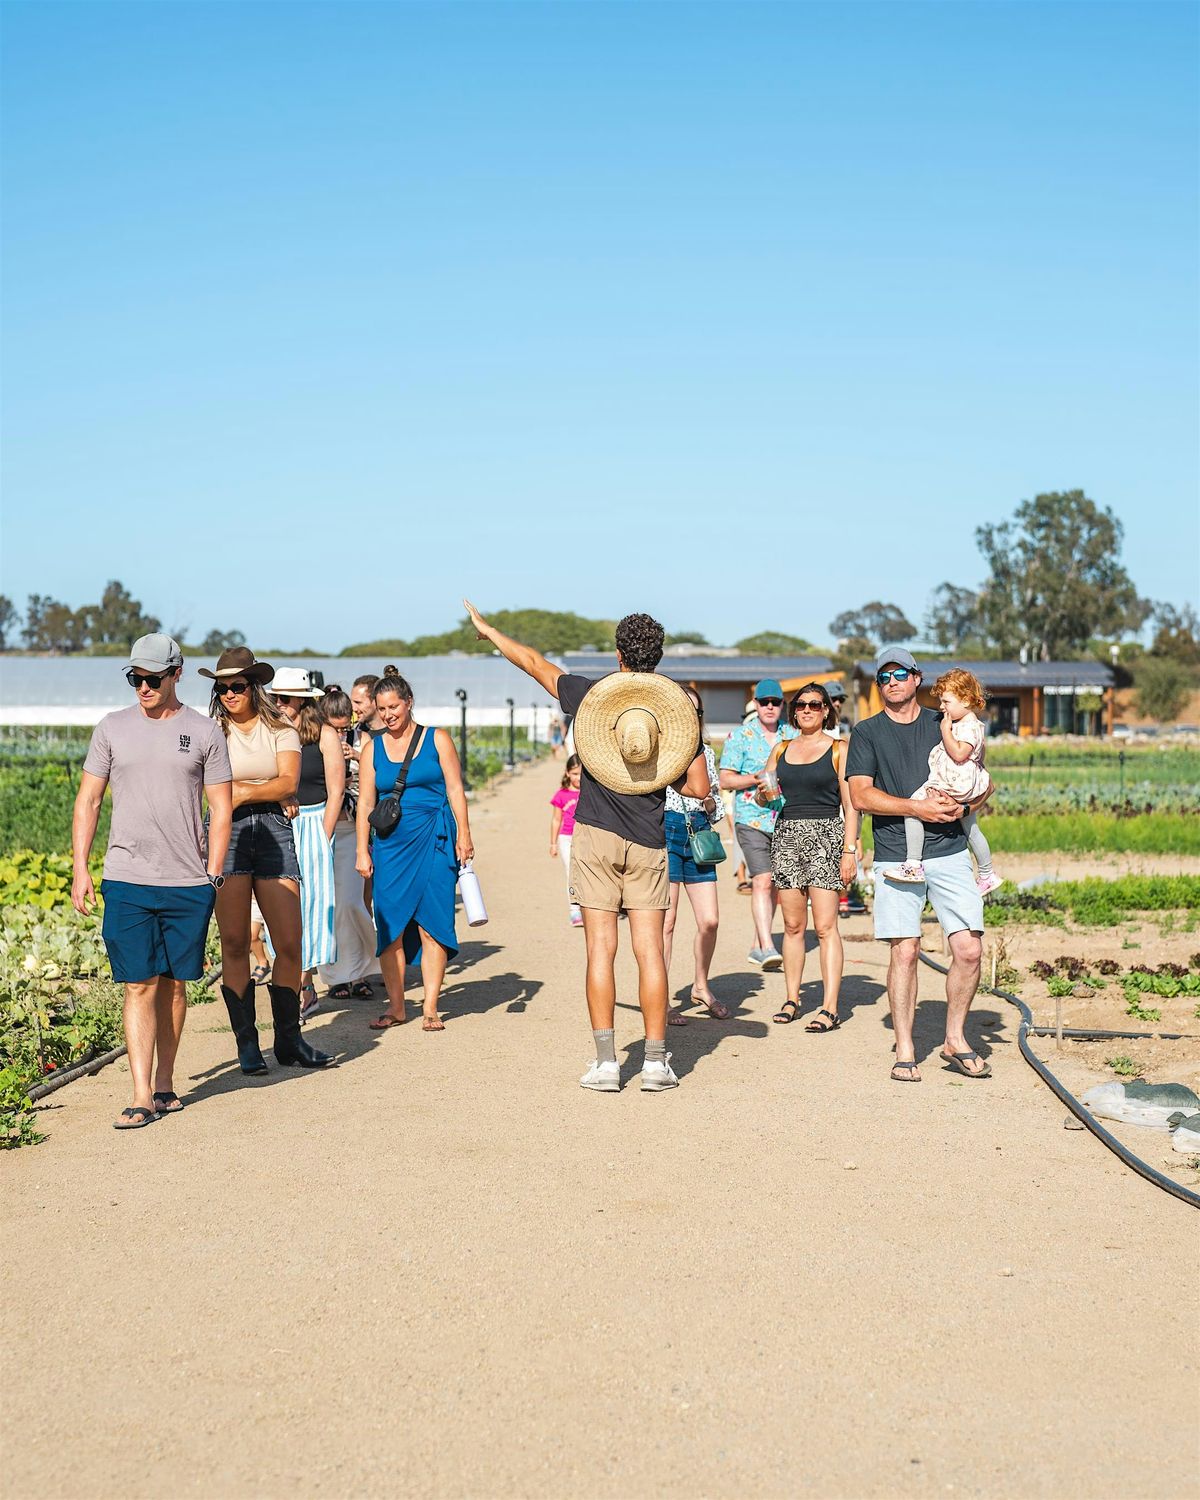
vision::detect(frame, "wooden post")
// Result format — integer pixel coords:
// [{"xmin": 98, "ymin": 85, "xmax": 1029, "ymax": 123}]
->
[{"xmin": 1055, "ymin": 992, "xmax": 1063, "ymax": 1051}]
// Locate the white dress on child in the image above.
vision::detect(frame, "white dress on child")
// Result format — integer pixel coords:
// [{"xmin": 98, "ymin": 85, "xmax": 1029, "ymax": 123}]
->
[{"xmin": 914, "ymin": 711, "xmax": 991, "ymax": 802}]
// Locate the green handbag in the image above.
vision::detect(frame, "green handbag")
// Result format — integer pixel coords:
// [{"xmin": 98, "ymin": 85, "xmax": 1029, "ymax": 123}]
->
[{"xmin": 682, "ymin": 806, "xmax": 726, "ymax": 866}]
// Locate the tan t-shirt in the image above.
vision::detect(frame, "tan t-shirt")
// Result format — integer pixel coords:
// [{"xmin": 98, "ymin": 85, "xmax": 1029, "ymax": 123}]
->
[{"xmin": 225, "ymin": 717, "xmax": 301, "ymax": 784}]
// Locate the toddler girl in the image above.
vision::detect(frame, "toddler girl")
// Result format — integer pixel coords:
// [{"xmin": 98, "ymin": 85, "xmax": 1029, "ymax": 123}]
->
[
  {"xmin": 891, "ymin": 669, "xmax": 1002, "ymax": 895},
  {"xmin": 549, "ymin": 754, "xmax": 583, "ymax": 925}
]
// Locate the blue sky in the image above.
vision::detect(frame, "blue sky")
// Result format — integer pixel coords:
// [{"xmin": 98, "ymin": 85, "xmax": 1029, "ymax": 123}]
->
[{"xmin": 3, "ymin": 0, "xmax": 1197, "ymax": 653}]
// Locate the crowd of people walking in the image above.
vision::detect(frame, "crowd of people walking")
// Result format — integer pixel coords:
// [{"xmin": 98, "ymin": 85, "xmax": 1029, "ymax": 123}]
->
[{"xmin": 71, "ymin": 612, "xmax": 1000, "ymax": 1127}]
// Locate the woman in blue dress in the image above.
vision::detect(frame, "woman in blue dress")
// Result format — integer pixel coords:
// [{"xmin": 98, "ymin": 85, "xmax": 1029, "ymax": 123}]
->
[{"xmin": 355, "ymin": 668, "xmax": 474, "ymax": 1032}]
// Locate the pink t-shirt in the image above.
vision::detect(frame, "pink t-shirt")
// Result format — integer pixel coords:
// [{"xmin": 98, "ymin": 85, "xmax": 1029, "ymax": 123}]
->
[{"xmin": 551, "ymin": 786, "xmax": 579, "ymax": 836}]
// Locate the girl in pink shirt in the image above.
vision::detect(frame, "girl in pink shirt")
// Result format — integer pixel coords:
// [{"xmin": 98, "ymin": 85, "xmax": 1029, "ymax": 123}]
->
[{"xmin": 550, "ymin": 755, "xmax": 583, "ymax": 926}]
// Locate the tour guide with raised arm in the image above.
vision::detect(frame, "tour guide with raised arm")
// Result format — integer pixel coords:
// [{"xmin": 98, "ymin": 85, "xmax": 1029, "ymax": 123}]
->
[{"xmin": 462, "ymin": 600, "xmax": 711, "ymax": 1094}]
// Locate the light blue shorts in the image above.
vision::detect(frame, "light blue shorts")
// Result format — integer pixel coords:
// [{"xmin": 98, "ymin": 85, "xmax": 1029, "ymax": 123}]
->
[{"xmin": 871, "ymin": 850, "xmax": 984, "ymax": 941}]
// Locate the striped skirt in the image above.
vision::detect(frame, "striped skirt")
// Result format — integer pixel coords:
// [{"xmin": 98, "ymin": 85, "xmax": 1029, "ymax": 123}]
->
[{"xmin": 293, "ymin": 802, "xmax": 337, "ymax": 971}]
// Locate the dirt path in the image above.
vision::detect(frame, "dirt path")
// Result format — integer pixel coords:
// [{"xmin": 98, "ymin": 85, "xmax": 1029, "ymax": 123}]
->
[{"xmin": 4, "ymin": 764, "xmax": 1197, "ymax": 1499}]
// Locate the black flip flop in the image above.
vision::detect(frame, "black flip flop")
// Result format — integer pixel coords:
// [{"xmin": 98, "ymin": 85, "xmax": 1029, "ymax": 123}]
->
[
  {"xmin": 773, "ymin": 999, "xmax": 800, "ymax": 1025},
  {"xmin": 941, "ymin": 1049, "xmax": 991, "ymax": 1079},
  {"xmin": 152, "ymin": 1091, "xmax": 183, "ymax": 1114},
  {"xmin": 805, "ymin": 1009, "xmax": 841, "ymax": 1033},
  {"xmin": 328, "ymin": 984, "xmax": 353, "ymax": 1000},
  {"xmin": 891, "ymin": 1062, "xmax": 921, "ymax": 1083},
  {"xmin": 114, "ymin": 1106, "xmax": 158, "ymax": 1130}
]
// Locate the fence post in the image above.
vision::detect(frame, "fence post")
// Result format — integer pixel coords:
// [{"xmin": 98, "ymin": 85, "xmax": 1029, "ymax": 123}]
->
[
  {"xmin": 456, "ymin": 689, "xmax": 469, "ymax": 788},
  {"xmin": 506, "ymin": 698, "xmax": 515, "ymax": 770}
]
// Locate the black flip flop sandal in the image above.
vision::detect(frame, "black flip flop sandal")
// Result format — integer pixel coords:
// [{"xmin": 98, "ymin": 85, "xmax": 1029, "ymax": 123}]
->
[
  {"xmin": 773, "ymin": 999, "xmax": 800, "ymax": 1024},
  {"xmin": 350, "ymin": 982, "xmax": 374, "ymax": 999},
  {"xmin": 328, "ymin": 984, "xmax": 353, "ymax": 1000},
  {"xmin": 152, "ymin": 1091, "xmax": 183, "ymax": 1114},
  {"xmin": 114, "ymin": 1106, "xmax": 158, "ymax": 1130},
  {"xmin": 891, "ymin": 1062, "xmax": 921, "ymax": 1083},
  {"xmin": 805, "ymin": 1009, "xmax": 841, "ymax": 1032},
  {"xmin": 941, "ymin": 1049, "xmax": 992, "ymax": 1079}
]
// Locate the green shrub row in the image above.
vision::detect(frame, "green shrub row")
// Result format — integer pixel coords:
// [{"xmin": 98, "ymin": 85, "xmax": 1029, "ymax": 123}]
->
[{"xmin": 860, "ymin": 812, "xmax": 1199, "ymax": 856}]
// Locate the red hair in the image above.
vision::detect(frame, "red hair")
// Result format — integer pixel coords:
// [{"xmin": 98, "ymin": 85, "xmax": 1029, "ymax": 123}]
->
[{"xmin": 932, "ymin": 669, "xmax": 986, "ymax": 713}]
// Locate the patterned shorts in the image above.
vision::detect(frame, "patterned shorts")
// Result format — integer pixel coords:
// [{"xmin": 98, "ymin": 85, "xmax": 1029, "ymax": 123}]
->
[{"xmin": 771, "ymin": 817, "xmax": 844, "ymax": 891}]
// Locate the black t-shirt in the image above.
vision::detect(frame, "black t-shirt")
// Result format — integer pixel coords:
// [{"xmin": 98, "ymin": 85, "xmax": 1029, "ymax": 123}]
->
[
  {"xmin": 844, "ymin": 707, "xmax": 967, "ymax": 863},
  {"xmin": 557, "ymin": 673, "xmax": 671, "ymax": 850}
]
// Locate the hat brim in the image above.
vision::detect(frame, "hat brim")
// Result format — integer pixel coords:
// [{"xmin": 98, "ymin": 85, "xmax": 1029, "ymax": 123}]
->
[
  {"xmin": 197, "ymin": 663, "xmax": 275, "ymax": 685},
  {"xmin": 272, "ymin": 687, "xmax": 324, "ymax": 699},
  {"xmin": 127, "ymin": 658, "xmax": 182, "ymax": 674},
  {"xmin": 573, "ymin": 673, "xmax": 700, "ymax": 796}
]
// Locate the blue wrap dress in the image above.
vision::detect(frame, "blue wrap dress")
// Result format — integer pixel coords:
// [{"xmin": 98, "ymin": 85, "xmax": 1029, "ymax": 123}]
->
[{"xmin": 371, "ymin": 729, "xmax": 459, "ymax": 965}]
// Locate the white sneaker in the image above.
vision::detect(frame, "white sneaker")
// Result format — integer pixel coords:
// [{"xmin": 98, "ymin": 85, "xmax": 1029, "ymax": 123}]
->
[
  {"xmin": 641, "ymin": 1054, "xmax": 679, "ymax": 1091},
  {"xmin": 887, "ymin": 862, "xmax": 926, "ymax": 884},
  {"xmin": 580, "ymin": 1059, "xmax": 620, "ymax": 1092}
]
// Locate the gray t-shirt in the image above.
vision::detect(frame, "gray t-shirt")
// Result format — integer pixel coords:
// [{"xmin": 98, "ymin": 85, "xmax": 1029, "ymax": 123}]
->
[
  {"xmin": 844, "ymin": 706, "xmax": 967, "ymax": 863},
  {"xmin": 83, "ymin": 705, "xmax": 233, "ymax": 886}
]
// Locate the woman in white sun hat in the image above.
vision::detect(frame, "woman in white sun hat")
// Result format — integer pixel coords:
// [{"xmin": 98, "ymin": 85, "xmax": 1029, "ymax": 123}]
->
[{"xmin": 270, "ymin": 668, "xmax": 344, "ymax": 1021}]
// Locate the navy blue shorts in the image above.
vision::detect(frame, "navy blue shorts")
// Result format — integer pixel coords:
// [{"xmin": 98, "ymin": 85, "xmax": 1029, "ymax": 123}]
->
[
  {"xmin": 100, "ymin": 880, "xmax": 216, "ymax": 983},
  {"xmin": 665, "ymin": 810, "xmax": 718, "ymax": 885}
]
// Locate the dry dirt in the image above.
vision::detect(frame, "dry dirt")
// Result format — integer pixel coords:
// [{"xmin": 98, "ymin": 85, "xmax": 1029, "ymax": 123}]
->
[{"xmin": 3, "ymin": 763, "xmax": 1198, "ymax": 1499}]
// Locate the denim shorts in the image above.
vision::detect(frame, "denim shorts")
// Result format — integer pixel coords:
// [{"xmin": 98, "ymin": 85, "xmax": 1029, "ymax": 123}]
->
[
  {"xmin": 665, "ymin": 810, "xmax": 718, "ymax": 885},
  {"xmin": 872, "ymin": 850, "xmax": 984, "ymax": 940},
  {"xmin": 100, "ymin": 880, "xmax": 216, "ymax": 983},
  {"xmin": 221, "ymin": 804, "xmax": 301, "ymax": 881}
]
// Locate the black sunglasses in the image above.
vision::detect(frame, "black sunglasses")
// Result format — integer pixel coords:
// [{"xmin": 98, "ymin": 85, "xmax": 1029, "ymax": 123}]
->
[
  {"xmin": 795, "ymin": 699, "xmax": 825, "ymax": 712},
  {"xmin": 877, "ymin": 668, "xmax": 915, "ymax": 685},
  {"xmin": 214, "ymin": 680, "xmax": 251, "ymax": 697},
  {"xmin": 126, "ymin": 669, "xmax": 175, "ymax": 689},
  {"xmin": 758, "ymin": 697, "xmax": 783, "ymax": 707}
]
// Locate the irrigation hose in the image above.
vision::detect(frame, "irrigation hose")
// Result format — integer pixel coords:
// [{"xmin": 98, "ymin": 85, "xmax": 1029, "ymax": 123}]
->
[
  {"xmin": 27, "ymin": 966, "xmax": 224, "ymax": 1106},
  {"xmin": 918, "ymin": 951, "xmax": 1200, "ymax": 1211}
]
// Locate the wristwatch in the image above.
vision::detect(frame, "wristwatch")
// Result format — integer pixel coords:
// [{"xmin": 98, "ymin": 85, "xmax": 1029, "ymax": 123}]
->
[{"xmin": 207, "ymin": 872, "xmax": 225, "ymax": 890}]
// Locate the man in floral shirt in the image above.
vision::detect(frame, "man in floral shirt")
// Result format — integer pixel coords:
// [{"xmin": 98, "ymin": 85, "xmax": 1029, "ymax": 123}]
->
[{"xmin": 719, "ymin": 679, "xmax": 796, "ymax": 970}]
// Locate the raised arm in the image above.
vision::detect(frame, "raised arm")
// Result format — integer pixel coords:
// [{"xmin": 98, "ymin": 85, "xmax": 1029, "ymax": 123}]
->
[{"xmin": 463, "ymin": 599, "xmax": 563, "ymax": 697}]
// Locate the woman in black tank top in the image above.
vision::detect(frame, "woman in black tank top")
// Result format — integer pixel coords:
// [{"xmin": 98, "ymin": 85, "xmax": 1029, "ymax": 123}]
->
[
  {"xmin": 758, "ymin": 682, "xmax": 859, "ymax": 1031},
  {"xmin": 274, "ymin": 677, "xmax": 346, "ymax": 1019}
]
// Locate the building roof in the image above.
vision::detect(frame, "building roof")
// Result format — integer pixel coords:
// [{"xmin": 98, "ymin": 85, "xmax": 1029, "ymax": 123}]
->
[
  {"xmin": 853, "ymin": 658, "xmax": 1115, "ymax": 689},
  {"xmin": 562, "ymin": 653, "xmax": 835, "ymax": 683}
]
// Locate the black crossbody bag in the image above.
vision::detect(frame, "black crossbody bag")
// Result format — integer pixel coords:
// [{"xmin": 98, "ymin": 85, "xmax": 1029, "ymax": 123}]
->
[{"xmin": 367, "ymin": 726, "xmax": 422, "ymax": 837}]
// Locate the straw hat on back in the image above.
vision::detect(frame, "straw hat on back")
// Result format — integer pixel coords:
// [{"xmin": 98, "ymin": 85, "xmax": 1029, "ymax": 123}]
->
[{"xmin": 572, "ymin": 674, "xmax": 700, "ymax": 795}]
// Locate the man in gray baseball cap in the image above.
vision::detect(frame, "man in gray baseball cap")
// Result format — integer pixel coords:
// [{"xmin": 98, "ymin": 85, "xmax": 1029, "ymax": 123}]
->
[{"xmin": 127, "ymin": 633, "xmax": 184, "ymax": 673}]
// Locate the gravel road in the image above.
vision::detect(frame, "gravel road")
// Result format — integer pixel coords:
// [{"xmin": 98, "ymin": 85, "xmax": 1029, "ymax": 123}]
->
[{"xmin": 4, "ymin": 762, "xmax": 1197, "ymax": 1498}]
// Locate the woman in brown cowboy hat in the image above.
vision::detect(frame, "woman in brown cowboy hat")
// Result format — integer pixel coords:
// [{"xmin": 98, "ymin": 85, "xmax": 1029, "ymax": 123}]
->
[
  {"xmin": 463, "ymin": 601, "xmax": 710, "ymax": 1094},
  {"xmin": 201, "ymin": 648, "xmax": 332, "ymax": 1073}
]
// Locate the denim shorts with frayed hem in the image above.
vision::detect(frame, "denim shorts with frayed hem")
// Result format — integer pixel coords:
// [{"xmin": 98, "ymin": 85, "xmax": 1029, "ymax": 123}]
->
[{"xmin": 221, "ymin": 804, "xmax": 301, "ymax": 881}]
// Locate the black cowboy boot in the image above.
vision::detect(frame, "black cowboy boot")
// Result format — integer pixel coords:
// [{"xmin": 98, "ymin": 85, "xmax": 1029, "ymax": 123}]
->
[
  {"xmin": 268, "ymin": 984, "xmax": 333, "ymax": 1067},
  {"xmin": 221, "ymin": 981, "xmax": 268, "ymax": 1075}
]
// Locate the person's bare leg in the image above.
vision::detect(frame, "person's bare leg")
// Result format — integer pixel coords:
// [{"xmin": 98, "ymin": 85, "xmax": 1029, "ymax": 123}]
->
[
  {"xmin": 152, "ymin": 978, "xmax": 187, "ymax": 1096},
  {"xmin": 215, "ymin": 877, "xmax": 253, "ymax": 997},
  {"xmin": 684, "ymin": 881, "xmax": 725, "ymax": 1013},
  {"xmin": 119, "ymin": 979, "xmax": 158, "ymax": 1123},
  {"xmin": 627, "ymin": 908, "xmax": 669, "ymax": 1042},
  {"xmin": 254, "ymin": 878, "xmax": 302, "ymax": 992},
  {"xmin": 944, "ymin": 927, "xmax": 985, "ymax": 1070},
  {"xmin": 664, "ymin": 884, "xmax": 686, "ymax": 1022},
  {"xmin": 582, "ymin": 908, "xmax": 619, "ymax": 1031},
  {"xmin": 810, "ymin": 888, "xmax": 843, "ymax": 1019},
  {"xmin": 778, "ymin": 889, "xmax": 808, "ymax": 1008},
  {"xmin": 416, "ymin": 927, "xmax": 448, "ymax": 1027},
  {"xmin": 750, "ymin": 872, "xmax": 776, "ymax": 951},
  {"xmin": 249, "ymin": 925, "xmax": 269, "ymax": 973},
  {"xmin": 888, "ymin": 937, "xmax": 920, "ymax": 1077},
  {"xmin": 377, "ymin": 939, "xmax": 406, "ymax": 1020}
]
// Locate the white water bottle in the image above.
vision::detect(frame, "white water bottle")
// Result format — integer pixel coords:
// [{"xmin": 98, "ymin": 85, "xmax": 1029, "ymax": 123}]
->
[{"xmin": 458, "ymin": 860, "xmax": 489, "ymax": 927}]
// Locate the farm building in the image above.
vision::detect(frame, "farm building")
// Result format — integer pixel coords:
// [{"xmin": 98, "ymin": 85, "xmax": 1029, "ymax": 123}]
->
[{"xmin": 852, "ymin": 658, "xmax": 1117, "ymax": 736}]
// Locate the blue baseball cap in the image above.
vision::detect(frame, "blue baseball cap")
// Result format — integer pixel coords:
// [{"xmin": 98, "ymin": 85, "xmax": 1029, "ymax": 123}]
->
[{"xmin": 754, "ymin": 679, "xmax": 784, "ymax": 700}]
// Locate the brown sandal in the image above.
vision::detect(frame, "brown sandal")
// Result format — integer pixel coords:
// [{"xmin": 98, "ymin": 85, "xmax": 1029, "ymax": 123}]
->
[
  {"xmin": 369, "ymin": 1012, "xmax": 405, "ymax": 1030},
  {"xmin": 422, "ymin": 1015, "xmax": 445, "ymax": 1031}
]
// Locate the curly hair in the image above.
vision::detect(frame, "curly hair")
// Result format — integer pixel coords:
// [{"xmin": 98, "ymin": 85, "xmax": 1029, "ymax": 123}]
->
[
  {"xmin": 932, "ymin": 668, "xmax": 987, "ymax": 714},
  {"xmin": 614, "ymin": 613, "xmax": 665, "ymax": 673}
]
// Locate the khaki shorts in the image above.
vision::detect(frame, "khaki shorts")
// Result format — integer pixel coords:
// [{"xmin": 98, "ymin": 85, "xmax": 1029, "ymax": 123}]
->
[{"xmin": 569, "ymin": 822, "xmax": 670, "ymax": 912}]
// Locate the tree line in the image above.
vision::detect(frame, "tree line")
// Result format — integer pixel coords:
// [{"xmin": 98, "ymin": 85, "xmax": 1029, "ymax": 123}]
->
[{"xmin": 0, "ymin": 582, "xmax": 248, "ymax": 658}]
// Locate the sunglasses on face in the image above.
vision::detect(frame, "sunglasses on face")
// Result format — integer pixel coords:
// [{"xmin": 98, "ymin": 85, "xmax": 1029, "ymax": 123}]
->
[
  {"xmin": 126, "ymin": 669, "xmax": 174, "ymax": 689},
  {"xmin": 758, "ymin": 697, "xmax": 783, "ymax": 707},
  {"xmin": 877, "ymin": 668, "xmax": 914, "ymax": 685},
  {"xmin": 214, "ymin": 680, "xmax": 250, "ymax": 697},
  {"xmin": 795, "ymin": 700, "xmax": 825, "ymax": 712}
]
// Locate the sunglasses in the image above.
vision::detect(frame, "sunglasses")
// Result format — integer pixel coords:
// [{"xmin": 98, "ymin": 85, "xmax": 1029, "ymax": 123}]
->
[
  {"xmin": 214, "ymin": 680, "xmax": 251, "ymax": 697},
  {"xmin": 758, "ymin": 697, "xmax": 783, "ymax": 707},
  {"xmin": 877, "ymin": 668, "xmax": 915, "ymax": 685},
  {"xmin": 795, "ymin": 700, "xmax": 825, "ymax": 712},
  {"xmin": 126, "ymin": 669, "xmax": 175, "ymax": 689}
]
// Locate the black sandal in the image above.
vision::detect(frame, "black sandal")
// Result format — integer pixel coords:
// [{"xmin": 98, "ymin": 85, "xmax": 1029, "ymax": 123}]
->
[
  {"xmin": 152, "ymin": 1091, "xmax": 183, "ymax": 1114},
  {"xmin": 350, "ymin": 982, "xmax": 374, "ymax": 998},
  {"xmin": 328, "ymin": 984, "xmax": 353, "ymax": 1000},
  {"xmin": 891, "ymin": 1061, "xmax": 921, "ymax": 1083},
  {"xmin": 773, "ymin": 999, "xmax": 800, "ymax": 1024},
  {"xmin": 805, "ymin": 1009, "xmax": 841, "ymax": 1032},
  {"xmin": 114, "ymin": 1106, "xmax": 157, "ymax": 1130}
]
